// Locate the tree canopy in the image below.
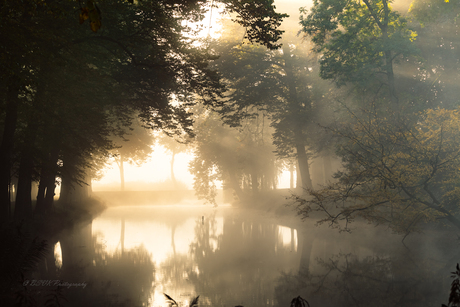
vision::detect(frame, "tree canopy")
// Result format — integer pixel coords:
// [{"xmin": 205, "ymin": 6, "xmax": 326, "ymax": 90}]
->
[{"xmin": 0, "ymin": 0, "xmax": 288, "ymax": 221}]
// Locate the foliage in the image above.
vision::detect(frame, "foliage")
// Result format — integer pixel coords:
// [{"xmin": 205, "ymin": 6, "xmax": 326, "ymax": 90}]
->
[
  {"xmin": 290, "ymin": 296, "xmax": 310, "ymax": 307},
  {"xmin": 0, "ymin": 0, "xmax": 288, "ymax": 220},
  {"xmin": 443, "ymin": 263, "xmax": 460, "ymax": 307},
  {"xmin": 408, "ymin": 0, "xmax": 460, "ymax": 110},
  {"xmin": 276, "ymin": 252, "xmax": 446, "ymax": 307},
  {"xmin": 110, "ymin": 117, "xmax": 154, "ymax": 166},
  {"xmin": 221, "ymin": 0, "xmax": 288, "ymax": 50},
  {"xmin": 190, "ymin": 105, "xmax": 280, "ymax": 205},
  {"xmin": 292, "ymin": 106, "xmax": 460, "ymax": 233},
  {"xmin": 164, "ymin": 293, "xmax": 200, "ymax": 307},
  {"xmin": 299, "ymin": 0, "xmax": 418, "ymax": 88},
  {"xmin": 203, "ymin": 18, "xmax": 332, "ymax": 191}
]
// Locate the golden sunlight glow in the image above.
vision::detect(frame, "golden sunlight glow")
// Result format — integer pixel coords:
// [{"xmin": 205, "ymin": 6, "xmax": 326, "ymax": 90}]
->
[
  {"xmin": 91, "ymin": 206, "xmax": 224, "ymax": 264},
  {"xmin": 198, "ymin": 3, "xmax": 225, "ymax": 39},
  {"xmin": 94, "ymin": 145, "xmax": 293, "ymax": 191},
  {"xmin": 54, "ymin": 242, "xmax": 62, "ymax": 269},
  {"xmin": 93, "ymin": 146, "xmax": 195, "ymax": 190}
]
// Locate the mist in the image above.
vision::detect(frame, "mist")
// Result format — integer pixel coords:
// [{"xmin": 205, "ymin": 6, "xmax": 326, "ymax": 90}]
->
[{"xmin": 1, "ymin": 0, "xmax": 460, "ymax": 306}]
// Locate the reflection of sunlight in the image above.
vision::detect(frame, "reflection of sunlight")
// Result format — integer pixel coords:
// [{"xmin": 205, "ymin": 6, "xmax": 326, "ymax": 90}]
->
[
  {"xmin": 278, "ymin": 226, "xmax": 297, "ymax": 251},
  {"xmin": 174, "ymin": 219, "xmax": 197, "ymax": 254},
  {"xmin": 91, "ymin": 207, "xmax": 223, "ymax": 264},
  {"xmin": 54, "ymin": 242, "xmax": 62, "ymax": 269}
]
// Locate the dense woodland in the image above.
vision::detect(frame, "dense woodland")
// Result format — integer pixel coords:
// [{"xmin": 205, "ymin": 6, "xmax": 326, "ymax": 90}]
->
[
  {"xmin": 2, "ymin": 0, "xmax": 460, "ymax": 240},
  {"xmin": 0, "ymin": 0, "xmax": 286, "ymax": 223}
]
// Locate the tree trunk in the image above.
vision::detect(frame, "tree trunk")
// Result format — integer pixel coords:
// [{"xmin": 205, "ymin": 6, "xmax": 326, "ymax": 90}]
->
[
  {"xmin": 117, "ymin": 155, "xmax": 125, "ymax": 191},
  {"xmin": 36, "ymin": 147, "xmax": 59, "ymax": 214},
  {"xmin": 60, "ymin": 175, "xmax": 91, "ymax": 205},
  {"xmin": 290, "ymin": 163, "xmax": 295, "ymax": 189},
  {"xmin": 170, "ymin": 151, "xmax": 176, "ymax": 186},
  {"xmin": 15, "ymin": 62, "xmax": 49, "ymax": 219},
  {"xmin": 0, "ymin": 76, "xmax": 20, "ymax": 223},
  {"xmin": 282, "ymin": 45, "xmax": 313, "ymax": 190},
  {"xmin": 60, "ymin": 154, "xmax": 91, "ymax": 205},
  {"xmin": 228, "ymin": 171, "xmax": 245, "ymax": 202},
  {"xmin": 322, "ymin": 155, "xmax": 333, "ymax": 183},
  {"xmin": 296, "ymin": 143, "xmax": 313, "ymax": 190},
  {"xmin": 296, "ymin": 162, "xmax": 302, "ymax": 189},
  {"xmin": 44, "ymin": 175, "xmax": 57, "ymax": 211},
  {"xmin": 251, "ymin": 170, "xmax": 259, "ymax": 195},
  {"xmin": 14, "ymin": 149, "xmax": 34, "ymax": 219}
]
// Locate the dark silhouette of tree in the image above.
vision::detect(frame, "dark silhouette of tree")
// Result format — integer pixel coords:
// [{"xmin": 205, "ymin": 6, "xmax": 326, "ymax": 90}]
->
[{"xmin": 0, "ymin": 0, "xmax": 288, "ymax": 222}]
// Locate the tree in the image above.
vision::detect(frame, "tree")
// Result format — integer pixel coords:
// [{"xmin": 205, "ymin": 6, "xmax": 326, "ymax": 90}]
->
[
  {"xmin": 289, "ymin": 0, "xmax": 460, "ymax": 234},
  {"xmin": 157, "ymin": 132, "xmax": 191, "ymax": 187},
  {"xmin": 299, "ymin": 0, "xmax": 418, "ymax": 105},
  {"xmin": 0, "ymin": 0, "xmax": 288, "ymax": 221},
  {"xmin": 409, "ymin": 0, "xmax": 460, "ymax": 110},
  {"xmin": 111, "ymin": 118, "xmax": 154, "ymax": 191},
  {"xmin": 190, "ymin": 104, "xmax": 280, "ymax": 205},
  {"xmin": 293, "ymin": 106, "xmax": 460, "ymax": 233},
  {"xmin": 209, "ymin": 20, "xmax": 331, "ymax": 190}
]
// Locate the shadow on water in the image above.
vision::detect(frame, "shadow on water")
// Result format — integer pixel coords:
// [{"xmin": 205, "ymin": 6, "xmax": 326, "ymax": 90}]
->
[
  {"xmin": 0, "ymin": 218, "xmax": 155, "ymax": 307},
  {"xmin": 275, "ymin": 226, "xmax": 460, "ymax": 307},
  {"xmin": 3, "ymin": 202, "xmax": 460, "ymax": 307}
]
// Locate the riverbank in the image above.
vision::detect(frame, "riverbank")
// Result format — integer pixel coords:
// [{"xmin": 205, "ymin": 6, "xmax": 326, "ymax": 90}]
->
[{"xmin": 0, "ymin": 197, "xmax": 107, "ymax": 306}]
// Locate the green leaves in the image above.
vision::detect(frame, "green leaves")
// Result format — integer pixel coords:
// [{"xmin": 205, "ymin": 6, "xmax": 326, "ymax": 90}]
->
[
  {"xmin": 222, "ymin": 0, "xmax": 288, "ymax": 50},
  {"xmin": 300, "ymin": 0, "xmax": 418, "ymax": 87}
]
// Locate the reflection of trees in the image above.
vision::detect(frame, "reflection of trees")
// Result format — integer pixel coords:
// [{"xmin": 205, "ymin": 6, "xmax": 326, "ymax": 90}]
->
[
  {"xmin": 275, "ymin": 252, "xmax": 450, "ymax": 307},
  {"xmin": 59, "ymin": 223, "xmax": 155, "ymax": 307},
  {"xmin": 188, "ymin": 213, "xmax": 297, "ymax": 307}
]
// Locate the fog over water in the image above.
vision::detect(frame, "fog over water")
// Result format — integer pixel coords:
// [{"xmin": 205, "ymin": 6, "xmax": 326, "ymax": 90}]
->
[{"xmin": 50, "ymin": 201, "xmax": 459, "ymax": 307}]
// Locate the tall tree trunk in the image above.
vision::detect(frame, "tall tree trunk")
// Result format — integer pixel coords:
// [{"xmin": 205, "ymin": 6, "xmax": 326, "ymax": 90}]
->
[
  {"xmin": 117, "ymin": 155, "xmax": 125, "ymax": 191},
  {"xmin": 60, "ymin": 174, "xmax": 91, "ymax": 205},
  {"xmin": 14, "ymin": 148, "xmax": 34, "ymax": 219},
  {"xmin": 43, "ymin": 176, "xmax": 57, "ymax": 211},
  {"xmin": 60, "ymin": 153, "xmax": 91, "ymax": 205},
  {"xmin": 0, "ymin": 76, "xmax": 20, "ymax": 223},
  {"xmin": 251, "ymin": 170, "xmax": 259, "ymax": 195},
  {"xmin": 322, "ymin": 155, "xmax": 333, "ymax": 183},
  {"xmin": 228, "ymin": 171, "xmax": 245, "ymax": 202},
  {"xmin": 282, "ymin": 45, "xmax": 313, "ymax": 190},
  {"xmin": 170, "ymin": 151, "xmax": 176, "ymax": 186},
  {"xmin": 296, "ymin": 143, "xmax": 313, "ymax": 190},
  {"xmin": 15, "ymin": 61, "xmax": 50, "ymax": 219},
  {"xmin": 296, "ymin": 162, "xmax": 302, "ymax": 189},
  {"xmin": 362, "ymin": 0, "xmax": 398, "ymax": 106},
  {"xmin": 289, "ymin": 163, "xmax": 295, "ymax": 189},
  {"xmin": 36, "ymin": 147, "xmax": 59, "ymax": 214}
]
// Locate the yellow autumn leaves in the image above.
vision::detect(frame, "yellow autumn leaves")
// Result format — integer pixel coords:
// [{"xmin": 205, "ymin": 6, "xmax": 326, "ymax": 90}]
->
[{"xmin": 310, "ymin": 107, "xmax": 460, "ymax": 233}]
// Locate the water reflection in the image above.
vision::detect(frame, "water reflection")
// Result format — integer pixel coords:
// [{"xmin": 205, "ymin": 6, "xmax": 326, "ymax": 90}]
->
[
  {"xmin": 88, "ymin": 205, "xmax": 299, "ymax": 307},
  {"xmin": 275, "ymin": 226, "xmax": 460, "ymax": 307},
  {"xmin": 51, "ymin": 205, "xmax": 460, "ymax": 307}
]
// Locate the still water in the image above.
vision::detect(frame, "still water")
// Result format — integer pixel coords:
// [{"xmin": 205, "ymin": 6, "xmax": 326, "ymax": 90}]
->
[{"xmin": 55, "ymin": 204, "xmax": 460, "ymax": 307}]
